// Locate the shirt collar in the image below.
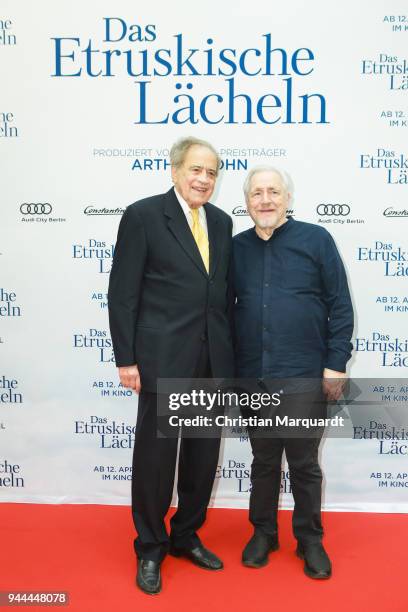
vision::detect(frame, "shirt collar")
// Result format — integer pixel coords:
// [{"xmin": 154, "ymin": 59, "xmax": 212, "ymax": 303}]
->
[
  {"xmin": 252, "ymin": 216, "xmax": 294, "ymax": 242},
  {"xmin": 174, "ymin": 188, "xmax": 206, "ymax": 222}
]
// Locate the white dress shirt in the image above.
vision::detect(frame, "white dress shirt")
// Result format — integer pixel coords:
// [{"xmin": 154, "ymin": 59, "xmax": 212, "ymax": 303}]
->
[{"xmin": 174, "ymin": 188, "xmax": 209, "ymax": 236}]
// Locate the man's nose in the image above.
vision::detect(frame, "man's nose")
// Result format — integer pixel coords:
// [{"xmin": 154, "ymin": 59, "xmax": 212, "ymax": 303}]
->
[{"xmin": 197, "ymin": 171, "xmax": 210, "ymax": 183}]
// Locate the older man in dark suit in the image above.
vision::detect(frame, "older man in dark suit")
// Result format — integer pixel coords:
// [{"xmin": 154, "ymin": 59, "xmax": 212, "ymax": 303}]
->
[{"xmin": 108, "ymin": 137, "xmax": 234, "ymax": 595}]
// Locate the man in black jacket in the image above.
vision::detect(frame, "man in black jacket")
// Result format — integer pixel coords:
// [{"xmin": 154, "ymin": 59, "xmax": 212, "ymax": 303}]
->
[
  {"xmin": 108, "ymin": 137, "xmax": 234, "ymax": 595},
  {"xmin": 232, "ymin": 166, "xmax": 353, "ymax": 579}
]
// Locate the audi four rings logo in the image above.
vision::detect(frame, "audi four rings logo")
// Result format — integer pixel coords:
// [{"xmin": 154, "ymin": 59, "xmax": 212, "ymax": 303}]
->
[
  {"xmin": 316, "ymin": 204, "xmax": 350, "ymax": 216},
  {"xmin": 20, "ymin": 203, "xmax": 52, "ymax": 215}
]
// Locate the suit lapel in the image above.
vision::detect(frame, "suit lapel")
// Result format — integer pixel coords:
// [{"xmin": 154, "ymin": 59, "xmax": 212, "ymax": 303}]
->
[
  {"xmin": 164, "ymin": 188, "xmax": 208, "ymax": 277},
  {"xmin": 205, "ymin": 203, "xmax": 222, "ymax": 279}
]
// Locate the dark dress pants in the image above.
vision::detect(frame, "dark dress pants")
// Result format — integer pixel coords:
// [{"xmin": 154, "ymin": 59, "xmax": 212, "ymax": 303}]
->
[
  {"xmin": 248, "ymin": 391, "xmax": 325, "ymax": 545},
  {"xmin": 131, "ymin": 341, "xmax": 220, "ymax": 562}
]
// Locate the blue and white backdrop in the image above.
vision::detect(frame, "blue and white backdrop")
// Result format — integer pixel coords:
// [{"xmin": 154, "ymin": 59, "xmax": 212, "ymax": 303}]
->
[{"xmin": 1, "ymin": 0, "xmax": 408, "ymax": 512}]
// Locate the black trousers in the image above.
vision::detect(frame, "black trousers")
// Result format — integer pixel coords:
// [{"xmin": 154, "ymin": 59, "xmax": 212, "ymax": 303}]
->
[
  {"xmin": 248, "ymin": 391, "xmax": 325, "ymax": 545},
  {"xmin": 131, "ymin": 342, "xmax": 220, "ymax": 562}
]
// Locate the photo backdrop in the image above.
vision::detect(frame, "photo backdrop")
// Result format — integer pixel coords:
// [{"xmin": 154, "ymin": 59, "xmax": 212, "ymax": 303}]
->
[{"xmin": 1, "ymin": 0, "xmax": 407, "ymax": 512}]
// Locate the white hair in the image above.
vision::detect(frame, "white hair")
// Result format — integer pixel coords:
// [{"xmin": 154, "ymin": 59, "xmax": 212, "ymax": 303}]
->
[
  {"xmin": 243, "ymin": 166, "xmax": 293, "ymax": 202},
  {"xmin": 170, "ymin": 136, "xmax": 221, "ymax": 174}
]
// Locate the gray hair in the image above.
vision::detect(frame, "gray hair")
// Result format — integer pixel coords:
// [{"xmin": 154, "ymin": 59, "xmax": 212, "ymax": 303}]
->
[
  {"xmin": 243, "ymin": 166, "xmax": 293, "ymax": 202},
  {"xmin": 170, "ymin": 136, "xmax": 221, "ymax": 174}
]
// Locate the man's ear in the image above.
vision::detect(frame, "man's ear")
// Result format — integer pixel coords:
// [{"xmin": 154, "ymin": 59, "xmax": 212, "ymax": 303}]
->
[{"xmin": 171, "ymin": 165, "xmax": 177, "ymax": 184}]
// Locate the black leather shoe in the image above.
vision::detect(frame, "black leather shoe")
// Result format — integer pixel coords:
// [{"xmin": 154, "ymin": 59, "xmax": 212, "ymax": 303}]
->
[
  {"xmin": 296, "ymin": 542, "xmax": 332, "ymax": 579},
  {"xmin": 136, "ymin": 559, "xmax": 161, "ymax": 595},
  {"xmin": 169, "ymin": 544, "xmax": 223, "ymax": 570},
  {"xmin": 242, "ymin": 530, "xmax": 279, "ymax": 568}
]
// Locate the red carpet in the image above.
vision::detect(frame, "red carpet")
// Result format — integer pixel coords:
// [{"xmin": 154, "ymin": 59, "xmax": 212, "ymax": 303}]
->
[{"xmin": 0, "ymin": 504, "xmax": 406, "ymax": 611}]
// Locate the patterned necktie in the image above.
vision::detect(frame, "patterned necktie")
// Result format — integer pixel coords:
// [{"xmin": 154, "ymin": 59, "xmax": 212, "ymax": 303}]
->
[{"xmin": 190, "ymin": 208, "xmax": 209, "ymax": 273}]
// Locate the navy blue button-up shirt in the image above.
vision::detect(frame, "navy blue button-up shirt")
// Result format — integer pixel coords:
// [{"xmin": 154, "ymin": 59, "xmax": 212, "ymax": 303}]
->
[{"xmin": 232, "ymin": 218, "xmax": 354, "ymax": 378}]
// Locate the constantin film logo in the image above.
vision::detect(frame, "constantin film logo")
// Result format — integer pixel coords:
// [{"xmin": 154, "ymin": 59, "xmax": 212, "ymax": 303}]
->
[
  {"xmin": 232, "ymin": 206, "xmax": 248, "ymax": 216},
  {"xmin": 383, "ymin": 207, "xmax": 408, "ymax": 218},
  {"xmin": 232, "ymin": 205, "xmax": 294, "ymax": 217},
  {"xmin": 316, "ymin": 202, "xmax": 364, "ymax": 226},
  {"xmin": 19, "ymin": 203, "xmax": 66, "ymax": 224},
  {"xmin": 84, "ymin": 206, "xmax": 125, "ymax": 216}
]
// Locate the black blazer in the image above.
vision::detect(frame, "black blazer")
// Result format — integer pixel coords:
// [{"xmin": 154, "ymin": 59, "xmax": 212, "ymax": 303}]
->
[{"xmin": 108, "ymin": 187, "xmax": 234, "ymax": 392}]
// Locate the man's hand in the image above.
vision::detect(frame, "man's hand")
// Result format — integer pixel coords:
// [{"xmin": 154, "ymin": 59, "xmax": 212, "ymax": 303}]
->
[
  {"xmin": 118, "ymin": 364, "xmax": 141, "ymax": 393},
  {"xmin": 322, "ymin": 368, "xmax": 347, "ymax": 402}
]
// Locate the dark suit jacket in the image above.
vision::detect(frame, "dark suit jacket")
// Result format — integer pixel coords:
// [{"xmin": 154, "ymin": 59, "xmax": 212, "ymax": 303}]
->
[{"xmin": 108, "ymin": 187, "xmax": 234, "ymax": 392}]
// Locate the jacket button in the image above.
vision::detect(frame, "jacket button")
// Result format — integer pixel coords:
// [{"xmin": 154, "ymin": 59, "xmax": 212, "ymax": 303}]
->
[{"xmin": 200, "ymin": 334, "xmax": 207, "ymax": 341}]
